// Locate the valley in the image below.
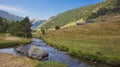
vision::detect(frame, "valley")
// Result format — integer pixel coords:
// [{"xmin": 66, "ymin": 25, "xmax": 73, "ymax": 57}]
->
[{"xmin": 0, "ymin": 0, "xmax": 120, "ymax": 67}]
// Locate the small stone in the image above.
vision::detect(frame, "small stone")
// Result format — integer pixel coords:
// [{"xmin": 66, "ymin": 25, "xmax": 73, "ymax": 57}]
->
[{"xmin": 93, "ymin": 62, "xmax": 97, "ymax": 64}]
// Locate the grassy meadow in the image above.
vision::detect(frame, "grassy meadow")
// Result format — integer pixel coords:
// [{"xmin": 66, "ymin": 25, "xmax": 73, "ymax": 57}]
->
[
  {"xmin": 0, "ymin": 34, "xmax": 32, "ymax": 48},
  {"xmin": 40, "ymin": 18, "xmax": 120, "ymax": 65},
  {"xmin": 0, "ymin": 53, "xmax": 66, "ymax": 67}
]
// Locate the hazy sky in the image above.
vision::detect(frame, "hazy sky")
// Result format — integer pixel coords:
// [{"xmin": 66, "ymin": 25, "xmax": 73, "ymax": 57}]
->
[{"xmin": 0, "ymin": 0, "xmax": 104, "ymax": 19}]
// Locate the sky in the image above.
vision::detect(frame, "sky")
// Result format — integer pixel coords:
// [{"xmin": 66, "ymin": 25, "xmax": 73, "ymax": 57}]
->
[{"xmin": 0, "ymin": 0, "xmax": 104, "ymax": 20}]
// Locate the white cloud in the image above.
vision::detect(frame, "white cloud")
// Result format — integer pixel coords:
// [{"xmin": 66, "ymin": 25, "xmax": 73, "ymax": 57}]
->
[{"xmin": 0, "ymin": 4, "xmax": 28, "ymax": 13}]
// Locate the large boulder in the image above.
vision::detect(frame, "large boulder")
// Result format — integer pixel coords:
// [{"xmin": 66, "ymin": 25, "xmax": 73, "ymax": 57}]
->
[{"xmin": 28, "ymin": 46, "xmax": 48, "ymax": 60}]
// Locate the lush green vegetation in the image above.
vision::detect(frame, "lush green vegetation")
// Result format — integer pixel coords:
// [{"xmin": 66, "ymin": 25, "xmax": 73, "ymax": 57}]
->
[
  {"xmin": 40, "ymin": 0, "xmax": 120, "ymax": 29},
  {"xmin": 0, "ymin": 53, "xmax": 66, "ymax": 67},
  {"xmin": 40, "ymin": 17, "xmax": 120, "ymax": 66},
  {"xmin": 0, "ymin": 17, "xmax": 32, "ymax": 38},
  {"xmin": 0, "ymin": 17, "xmax": 32, "ymax": 48},
  {"xmin": 9, "ymin": 17, "xmax": 32, "ymax": 38},
  {"xmin": 0, "ymin": 17, "xmax": 8, "ymax": 33}
]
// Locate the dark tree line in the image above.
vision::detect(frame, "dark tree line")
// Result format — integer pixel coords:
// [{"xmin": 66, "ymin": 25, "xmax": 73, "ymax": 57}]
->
[
  {"xmin": 0, "ymin": 17, "xmax": 8, "ymax": 33},
  {"xmin": 0, "ymin": 17, "xmax": 32, "ymax": 38}
]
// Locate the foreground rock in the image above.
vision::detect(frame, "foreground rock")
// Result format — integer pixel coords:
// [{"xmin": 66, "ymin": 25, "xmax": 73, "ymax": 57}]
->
[
  {"xmin": 15, "ymin": 46, "xmax": 49, "ymax": 60},
  {"xmin": 28, "ymin": 46, "xmax": 48, "ymax": 60}
]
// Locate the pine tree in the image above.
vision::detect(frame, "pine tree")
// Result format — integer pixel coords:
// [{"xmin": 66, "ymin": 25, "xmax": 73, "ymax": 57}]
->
[
  {"xmin": 21, "ymin": 17, "xmax": 32, "ymax": 38},
  {"xmin": 0, "ymin": 17, "xmax": 8, "ymax": 33},
  {"xmin": 8, "ymin": 17, "xmax": 32, "ymax": 38}
]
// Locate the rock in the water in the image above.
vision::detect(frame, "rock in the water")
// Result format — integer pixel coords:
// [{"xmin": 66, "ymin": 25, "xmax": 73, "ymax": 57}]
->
[
  {"xmin": 28, "ymin": 46, "xmax": 48, "ymax": 60},
  {"xmin": 36, "ymin": 43, "xmax": 42, "ymax": 46},
  {"xmin": 14, "ymin": 45, "xmax": 30, "ymax": 56}
]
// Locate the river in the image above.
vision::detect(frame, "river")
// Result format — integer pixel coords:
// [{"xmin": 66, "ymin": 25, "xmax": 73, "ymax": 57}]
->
[{"xmin": 0, "ymin": 38, "xmax": 112, "ymax": 67}]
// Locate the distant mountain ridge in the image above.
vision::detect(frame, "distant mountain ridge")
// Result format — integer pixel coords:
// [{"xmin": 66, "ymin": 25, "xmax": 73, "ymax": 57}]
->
[
  {"xmin": 0, "ymin": 10, "xmax": 23, "ymax": 21},
  {"xmin": 31, "ymin": 19, "xmax": 46, "ymax": 30}
]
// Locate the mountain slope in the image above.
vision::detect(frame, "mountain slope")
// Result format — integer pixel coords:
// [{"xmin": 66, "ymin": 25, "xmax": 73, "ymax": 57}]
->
[
  {"xmin": 31, "ymin": 20, "xmax": 46, "ymax": 30},
  {"xmin": 0, "ymin": 10, "xmax": 23, "ymax": 21},
  {"xmin": 40, "ymin": 0, "xmax": 120, "ymax": 29},
  {"xmin": 41, "ymin": 15, "xmax": 120, "ymax": 66}
]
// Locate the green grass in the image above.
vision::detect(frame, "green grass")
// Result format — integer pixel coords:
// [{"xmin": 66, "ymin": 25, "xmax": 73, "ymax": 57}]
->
[
  {"xmin": 36, "ymin": 62, "xmax": 66, "ymax": 67},
  {"xmin": 0, "ymin": 34, "xmax": 32, "ymax": 48},
  {"xmin": 40, "ymin": 19, "xmax": 120, "ymax": 66}
]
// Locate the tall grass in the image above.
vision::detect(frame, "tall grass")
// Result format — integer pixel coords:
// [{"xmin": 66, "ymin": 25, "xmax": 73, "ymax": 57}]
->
[
  {"xmin": 0, "ymin": 34, "xmax": 32, "ymax": 48},
  {"xmin": 0, "ymin": 53, "xmax": 66, "ymax": 67},
  {"xmin": 41, "ymin": 20, "xmax": 120, "ymax": 66}
]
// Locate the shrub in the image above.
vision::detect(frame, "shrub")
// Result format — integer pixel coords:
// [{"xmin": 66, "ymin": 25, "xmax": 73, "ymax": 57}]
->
[{"xmin": 55, "ymin": 26, "xmax": 60, "ymax": 30}]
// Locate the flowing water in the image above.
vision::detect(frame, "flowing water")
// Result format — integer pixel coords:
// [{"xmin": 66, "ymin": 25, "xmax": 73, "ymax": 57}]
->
[{"xmin": 0, "ymin": 38, "xmax": 112, "ymax": 67}]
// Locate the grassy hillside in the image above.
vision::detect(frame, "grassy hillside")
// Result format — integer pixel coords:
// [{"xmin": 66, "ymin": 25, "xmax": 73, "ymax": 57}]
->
[
  {"xmin": 0, "ymin": 53, "xmax": 66, "ymax": 67},
  {"xmin": 40, "ymin": 16, "xmax": 120, "ymax": 66},
  {"xmin": 40, "ymin": 0, "xmax": 120, "ymax": 29}
]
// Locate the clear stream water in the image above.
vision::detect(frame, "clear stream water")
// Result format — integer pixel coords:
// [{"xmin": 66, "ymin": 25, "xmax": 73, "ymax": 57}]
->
[{"xmin": 0, "ymin": 38, "xmax": 113, "ymax": 67}]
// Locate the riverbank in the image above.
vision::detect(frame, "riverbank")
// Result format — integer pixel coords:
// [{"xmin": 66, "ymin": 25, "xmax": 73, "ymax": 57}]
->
[
  {"xmin": 0, "ymin": 53, "xmax": 66, "ymax": 67},
  {"xmin": 0, "ymin": 34, "xmax": 67, "ymax": 67},
  {"xmin": 0, "ymin": 34, "xmax": 32, "ymax": 48},
  {"xmin": 40, "ymin": 19, "xmax": 120, "ymax": 66}
]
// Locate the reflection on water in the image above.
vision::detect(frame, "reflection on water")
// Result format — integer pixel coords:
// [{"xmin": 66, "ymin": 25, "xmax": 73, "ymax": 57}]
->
[{"xmin": 0, "ymin": 48, "xmax": 17, "ymax": 55}]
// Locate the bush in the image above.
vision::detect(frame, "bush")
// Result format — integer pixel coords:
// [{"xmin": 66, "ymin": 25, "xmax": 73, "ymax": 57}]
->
[
  {"xmin": 41, "ymin": 29, "xmax": 45, "ymax": 35},
  {"xmin": 55, "ymin": 26, "xmax": 60, "ymax": 30}
]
